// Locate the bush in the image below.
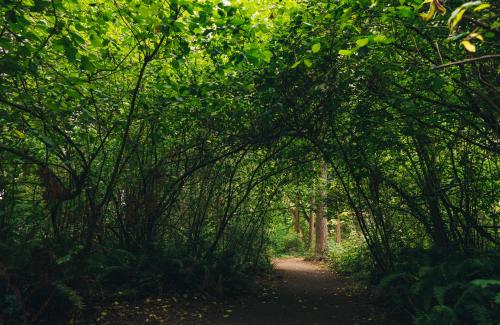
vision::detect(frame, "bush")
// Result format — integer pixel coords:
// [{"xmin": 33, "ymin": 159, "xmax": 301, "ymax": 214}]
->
[
  {"xmin": 0, "ymin": 240, "xmax": 85, "ymax": 324},
  {"xmin": 327, "ymin": 232, "xmax": 373, "ymax": 281},
  {"xmin": 0, "ymin": 238, "xmax": 272, "ymax": 324},
  {"xmin": 269, "ymin": 227, "xmax": 305, "ymax": 256},
  {"xmin": 377, "ymin": 249, "xmax": 500, "ymax": 324}
]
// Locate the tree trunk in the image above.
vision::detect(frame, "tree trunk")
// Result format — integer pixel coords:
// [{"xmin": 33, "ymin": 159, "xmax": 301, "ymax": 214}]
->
[
  {"xmin": 315, "ymin": 163, "xmax": 329, "ymax": 259},
  {"xmin": 414, "ymin": 136, "xmax": 449, "ymax": 247},
  {"xmin": 308, "ymin": 197, "xmax": 315, "ymax": 249},
  {"xmin": 292, "ymin": 192, "xmax": 301, "ymax": 235}
]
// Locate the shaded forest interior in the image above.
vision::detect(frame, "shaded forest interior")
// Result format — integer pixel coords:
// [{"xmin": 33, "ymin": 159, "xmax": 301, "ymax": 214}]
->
[{"xmin": 0, "ymin": 0, "xmax": 499, "ymax": 324}]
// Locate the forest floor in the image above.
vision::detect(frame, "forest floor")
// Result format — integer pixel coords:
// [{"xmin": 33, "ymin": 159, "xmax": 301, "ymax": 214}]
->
[{"xmin": 93, "ymin": 257, "xmax": 384, "ymax": 324}]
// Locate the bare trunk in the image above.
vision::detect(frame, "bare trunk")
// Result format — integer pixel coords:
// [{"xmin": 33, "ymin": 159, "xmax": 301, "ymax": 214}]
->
[
  {"xmin": 292, "ymin": 192, "xmax": 301, "ymax": 235},
  {"xmin": 315, "ymin": 163, "xmax": 329, "ymax": 259},
  {"xmin": 308, "ymin": 197, "xmax": 315, "ymax": 249}
]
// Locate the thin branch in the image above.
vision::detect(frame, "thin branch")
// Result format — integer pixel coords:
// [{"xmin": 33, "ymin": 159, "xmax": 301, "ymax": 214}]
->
[{"xmin": 432, "ymin": 54, "xmax": 500, "ymax": 70}]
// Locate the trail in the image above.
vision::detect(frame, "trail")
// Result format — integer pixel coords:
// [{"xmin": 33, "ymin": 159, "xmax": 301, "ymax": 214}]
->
[
  {"xmin": 94, "ymin": 257, "xmax": 383, "ymax": 324},
  {"xmin": 225, "ymin": 257, "xmax": 381, "ymax": 325}
]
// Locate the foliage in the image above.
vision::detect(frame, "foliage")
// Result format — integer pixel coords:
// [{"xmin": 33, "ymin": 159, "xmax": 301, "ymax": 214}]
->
[
  {"xmin": 270, "ymin": 227, "xmax": 305, "ymax": 256},
  {"xmin": 0, "ymin": 0, "xmax": 498, "ymax": 323},
  {"xmin": 328, "ymin": 232, "xmax": 374, "ymax": 282},
  {"xmin": 377, "ymin": 249, "xmax": 500, "ymax": 324}
]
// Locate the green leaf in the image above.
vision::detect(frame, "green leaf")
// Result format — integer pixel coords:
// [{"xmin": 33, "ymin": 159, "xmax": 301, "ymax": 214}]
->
[
  {"xmin": 395, "ymin": 6, "xmax": 414, "ymax": 18},
  {"xmin": 64, "ymin": 42, "xmax": 78, "ymax": 62},
  {"xmin": 303, "ymin": 58, "xmax": 312, "ymax": 68},
  {"xmin": 261, "ymin": 50, "xmax": 273, "ymax": 63},
  {"xmin": 68, "ymin": 31, "xmax": 85, "ymax": 45},
  {"xmin": 338, "ymin": 49, "xmax": 352, "ymax": 56},
  {"xmin": 80, "ymin": 56, "xmax": 95, "ymax": 71},
  {"xmin": 291, "ymin": 60, "xmax": 302, "ymax": 68},
  {"xmin": 14, "ymin": 130, "xmax": 26, "ymax": 139},
  {"xmin": 356, "ymin": 38, "xmax": 369, "ymax": 47},
  {"xmin": 373, "ymin": 34, "xmax": 394, "ymax": 44},
  {"xmin": 173, "ymin": 21, "xmax": 185, "ymax": 32},
  {"xmin": 40, "ymin": 135, "xmax": 55, "ymax": 146},
  {"xmin": 245, "ymin": 48, "xmax": 272, "ymax": 64},
  {"xmin": 311, "ymin": 43, "xmax": 321, "ymax": 53}
]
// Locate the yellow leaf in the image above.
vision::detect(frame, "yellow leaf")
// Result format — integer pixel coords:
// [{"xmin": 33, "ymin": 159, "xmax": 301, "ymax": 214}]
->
[
  {"xmin": 15, "ymin": 130, "xmax": 25, "ymax": 139},
  {"xmin": 420, "ymin": 2, "xmax": 436, "ymax": 22},
  {"xmin": 449, "ymin": 8, "xmax": 466, "ymax": 30},
  {"xmin": 474, "ymin": 3, "xmax": 491, "ymax": 11},
  {"xmin": 469, "ymin": 33, "xmax": 484, "ymax": 41},
  {"xmin": 460, "ymin": 40, "xmax": 476, "ymax": 52},
  {"xmin": 434, "ymin": 0, "xmax": 446, "ymax": 15},
  {"xmin": 421, "ymin": 0, "xmax": 446, "ymax": 22}
]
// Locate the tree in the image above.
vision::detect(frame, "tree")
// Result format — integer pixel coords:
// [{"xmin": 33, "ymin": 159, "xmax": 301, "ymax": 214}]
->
[
  {"xmin": 315, "ymin": 162, "xmax": 329, "ymax": 259},
  {"xmin": 308, "ymin": 196, "xmax": 315, "ymax": 250}
]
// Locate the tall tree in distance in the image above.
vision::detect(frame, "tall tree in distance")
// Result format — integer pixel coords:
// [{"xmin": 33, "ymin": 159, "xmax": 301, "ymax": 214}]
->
[
  {"xmin": 293, "ymin": 191, "xmax": 302, "ymax": 238},
  {"xmin": 308, "ymin": 196, "xmax": 315, "ymax": 250},
  {"xmin": 315, "ymin": 163, "xmax": 329, "ymax": 259}
]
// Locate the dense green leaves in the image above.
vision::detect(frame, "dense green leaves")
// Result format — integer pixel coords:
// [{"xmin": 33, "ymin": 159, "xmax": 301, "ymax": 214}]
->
[{"xmin": 0, "ymin": 0, "xmax": 498, "ymax": 323}]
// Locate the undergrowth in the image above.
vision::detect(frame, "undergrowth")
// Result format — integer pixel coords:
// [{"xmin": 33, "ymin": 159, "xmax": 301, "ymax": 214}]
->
[
  {"xmin": 378, "ymin": 248, "xmax": 500, "ymax": 325},
  {"xmin": 0, "ymin": 238, "xmax": 271, "ymax": 324},
  {"xmin": 268, "ymin": 223, "xmax": 305, "ymax": 257},
  {"xmin": 327, "ymin": 232, "xmax": 373, "ymax": 282},
  {"xmin": 328, "ymin": 237, "xmax": 499, "ymax": 324}
]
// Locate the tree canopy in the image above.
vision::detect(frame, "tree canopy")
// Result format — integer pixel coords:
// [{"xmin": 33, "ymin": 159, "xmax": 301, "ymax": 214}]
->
[{"xmin": 0, "ymin": 0, "xmax": 498, "ymax": 323}]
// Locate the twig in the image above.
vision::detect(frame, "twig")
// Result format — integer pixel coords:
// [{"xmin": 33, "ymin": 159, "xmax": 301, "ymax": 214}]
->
[{"xmin": 432, "ymin": 54, "xmax": 500, "ymax": 70}]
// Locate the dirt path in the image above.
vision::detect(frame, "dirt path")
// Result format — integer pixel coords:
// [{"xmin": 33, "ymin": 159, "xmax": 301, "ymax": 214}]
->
[
  {"xmin": 225, "ymin": 257, "xmax": 381, "ymax": 325},
  {"xmin": 94, "ymin": 257, "xmax": 382, "ymax": 324}
]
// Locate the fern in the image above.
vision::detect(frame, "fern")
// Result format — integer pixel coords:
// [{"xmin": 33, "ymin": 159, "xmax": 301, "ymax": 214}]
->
[
  {"xmin": 106, "ymin": 248, "xmax": 137, "ymax": 266},
  {"xmin": 415, "ymin": 305, "xmax": 457, "ymax": 325},
  {"xmin": 461, "ymin": 303, "xmax": 492, "ymax": 325},
  {"xmin": 454, "ymin": 282, "xmax": 497, "ymax": 325},
  {"xmin": 433, "ymin": 282, "xmax": 466, "ymax": 306},
  {"xmin": 417, "ymin": 265, "xmax": 434, "ymax": 278},
  {"xmin": 470, "ymin": 279, "xmax": 500, "ymax": 288},
  {"xmin": 376, "ymin": 250, "xmax": 499, "ymax": 324},
  {"xmin": 378, "ymin": 272, "xmax": 416, "ymax": 289},
  {"xmin": 410, "ymin": 277, "xmax": 434, "ymax": 311},
  {"xmin": 54, "ymin": 283, "xmax": 85, "ymax": 311}
]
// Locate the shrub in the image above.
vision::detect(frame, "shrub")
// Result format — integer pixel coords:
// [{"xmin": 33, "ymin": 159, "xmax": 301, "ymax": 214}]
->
[
  {"xmin": 327, "ymin": 232, "xmax": 373, "ymax": 281},
  {"xmin": 270, "ymin": 229, "xmax": 304, "ymax": 256},
  {"xmin": 377, "ymin": 249, "xmax": 500, "ymax": 324}
]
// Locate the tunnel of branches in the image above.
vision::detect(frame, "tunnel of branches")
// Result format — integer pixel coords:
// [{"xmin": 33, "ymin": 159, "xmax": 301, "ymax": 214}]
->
[{"xmin": 0, "ymin": 0, "xmax": 498, "ymax": 323}]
